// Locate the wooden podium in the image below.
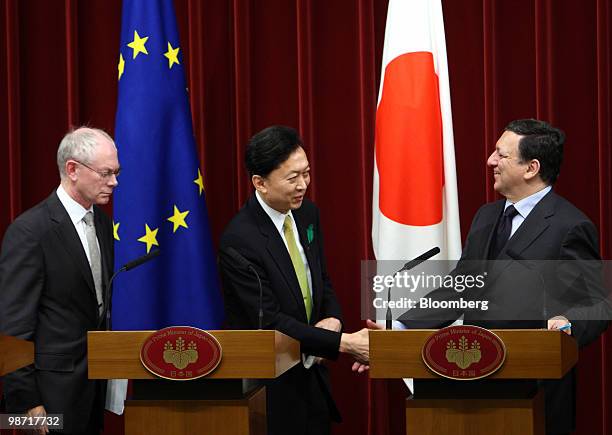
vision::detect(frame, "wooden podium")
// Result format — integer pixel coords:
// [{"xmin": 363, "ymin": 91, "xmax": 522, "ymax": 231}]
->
[
  {"xmin": 369, "ymin": 329, "xmax": 578, "ymax": 435},
  {"xmin": 0, "ymin": 334, "xmax": 34, "ymax": 376},
  {"xmin": 88, "ymin": 330, "xmax": 299, "ymax": 435}
]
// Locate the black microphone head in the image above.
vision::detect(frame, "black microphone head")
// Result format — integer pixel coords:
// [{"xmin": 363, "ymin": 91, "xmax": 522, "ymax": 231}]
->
[
  {"xmin": 224, "ymin": 247, "xmax": 253, "ymax": 270},
  {"xmin": 398, "ymin": 246, "xmax": 441, "ymax": 272},
  {"xmin": 123, "ymin": 249, "xmax": 161, "ymax": 271},
  {"xmin": 148, "ymin": 249, "xmax": 161, "ymax": 259},
  {"xmin": 415, "ymin": 246, "xmax": 441, "ymax": 262},
  {"xmin": 505, "ymin": 249, "xmax": 521, "ymax": 261},
  {"xmin": 225, "ymin": 247, "xmax": 239, "ymax": 257}
]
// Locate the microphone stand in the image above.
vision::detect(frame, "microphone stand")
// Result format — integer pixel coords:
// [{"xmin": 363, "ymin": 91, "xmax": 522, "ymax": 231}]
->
[
  {"xmin": 99, "ymin": 250, "xmax": 161, "ymax": 330},
  {"xmin": 225, "ymin": 247, "xmax": 264, "ymax": 330},
  {"xmin": 385, "ymin": 247, "xmax": 441, "ymax": 329}
]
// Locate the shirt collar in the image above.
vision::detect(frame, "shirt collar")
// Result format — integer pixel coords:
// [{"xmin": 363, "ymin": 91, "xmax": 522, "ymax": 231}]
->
[
  {"xmin": 57, "ymin": 184, "xmax": 94, "ymax": 225},
  {"xmin": 505, "ymin": 185, "xmax": 552, "ymax": 218},
  {"xmin": 255, "ymin": 191, "xmax": 293, "ymax": 234}
]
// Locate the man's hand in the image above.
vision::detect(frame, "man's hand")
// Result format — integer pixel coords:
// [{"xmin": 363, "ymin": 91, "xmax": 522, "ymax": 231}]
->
[
  {"xmin": 350, "ymin": 320, "xmax": 383, "ymax": 373},
  {"xmin": 548, "ymin": 315, "xmax": 572, "ymax": 335},
  {"xmin": 340, "ymin": 328, "xmax": 369, "ymax": 362},
  {"xmin": 352, "ymin": 360, "xmax": 369, "ymax": 374},
  {"xmin": 339, "ymin": 319, "xmax": 382, "ymax": 364},
  {"xmin": 26, "ymin": 405, "xmax": 48, "ymax": 435},
  {"xmin": 315, "ymin": 317, "xmax": 342, "ymax": 333}
]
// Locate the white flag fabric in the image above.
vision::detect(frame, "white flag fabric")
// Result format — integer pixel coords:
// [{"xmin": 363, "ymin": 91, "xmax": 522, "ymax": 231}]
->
[
  {"xmin": 105, "ymin": 378, "xmax": 128, "ymax": 415},
  {"xmin": 372, "ymin": 0, "xmax": 461, "ymax": 264}
]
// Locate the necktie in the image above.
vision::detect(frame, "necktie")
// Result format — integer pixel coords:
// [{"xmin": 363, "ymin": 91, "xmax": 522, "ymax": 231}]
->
[
  {"xmin": 490, "ymin": 205, "xmax": 519, "ymax": 259},
  {"xmin": 283, "ymin": 215, "xmax": 312, "ymax": 322},
  {"xmin": 83, "ymin": 212, "xmax": 103, "ymax": 315}
]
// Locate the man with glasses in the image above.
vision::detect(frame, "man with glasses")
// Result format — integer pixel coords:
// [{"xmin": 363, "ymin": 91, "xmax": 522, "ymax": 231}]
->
[{"xmin": 0, "ymin": 127, "xmax": 120, "ymax": 434}]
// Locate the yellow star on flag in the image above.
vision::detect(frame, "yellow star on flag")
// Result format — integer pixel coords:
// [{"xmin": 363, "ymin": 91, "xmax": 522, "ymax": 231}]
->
[
  {"xmin": 164, "ymin": 42, "xmax": 180, "ymax": 69},
  {"xmin": 194, "ymin": 169, "xmax": 204, "ymax": 195},
  {"xmin": 118, "ymin": 53, "xmax": 125, "ymax": 80},
  {"xmin": 137, "ymin": 224, "xmax": 159, "ymax": 253},
  {"xmin": 167, "ymin": 205, "xmax": 189, "ymax": 233},
  {"xmin": 127, "ymin": 30, "xmax": 149, "ymax": 59},
  {"xmin": 113, "ymin": 221, "xmax": 120, "ymax": 241}
]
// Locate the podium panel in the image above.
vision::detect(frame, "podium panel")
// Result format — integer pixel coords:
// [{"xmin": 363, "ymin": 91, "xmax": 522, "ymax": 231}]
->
[
  {"xmin": 88, "ymin": 330, "xmax": 298, "ymax": 435},
  {"xmin": 369, "ymin": 329, "xmax": 577, "ymax": 379},
  {"xmin": 369, "ymin": 329, "xmax": 576, "ymax": 435},
  {"xmin": 406, "ymin": 390, "xmax": 544, "ymax": 435},
  {"xmin": 88, "ymin": 330, "xmax": 299, "ymax": 379},
  {"xmin": 0, "ymin": 334, "xmax": 34, "ymax": 376},
  {"xmin": 125, "ymin": 387, "xmax": 266, "ymax": 435}
]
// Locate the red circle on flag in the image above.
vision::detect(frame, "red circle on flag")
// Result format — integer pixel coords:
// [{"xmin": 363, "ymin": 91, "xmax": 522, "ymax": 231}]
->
[
  {"xmin": 140, "ymin": 326, "xmax": 222, "ymax": 380},
  {"xmin": 376, "ymin": 51, "xmax": 444, "ymax": 226}
]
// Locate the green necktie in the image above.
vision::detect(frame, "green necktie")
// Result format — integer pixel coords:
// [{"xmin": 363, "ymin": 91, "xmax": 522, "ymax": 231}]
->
[{"xmin": 283, "ymin": 215, "xmax": 312, "ymax": 322}]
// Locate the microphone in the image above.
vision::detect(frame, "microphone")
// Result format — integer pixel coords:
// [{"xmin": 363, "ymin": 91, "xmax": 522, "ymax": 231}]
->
[
  {"xmin": 397, "ymin": 247, "xmax": 441, "ymax": 273},
  {"xmin": 505, "ymin": 249, "xmax": 524, "ymax": 262},
  {"xmin": 506, "ymin": 249, "xmax": 548, "ymax": 321},
  {"xmin": 225, "ymin": 247, "xmax": 264, "ymax": 330},
  {"xmin": 386, "ymin": 247, "xmax": 441, "ymax": 329},
  {"xmin": 99, "ymin": 249, "xmax": 161, "ymax": 329},
  {"xmin": 123, "ymin": 249, "xmax": 160, "ymax": 271}
]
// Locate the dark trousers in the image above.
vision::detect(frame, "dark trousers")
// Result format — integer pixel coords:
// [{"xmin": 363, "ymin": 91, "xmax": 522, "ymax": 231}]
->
[{"xmin": 267, "ymin": 366, "xmax": 333, "ymax": 435}]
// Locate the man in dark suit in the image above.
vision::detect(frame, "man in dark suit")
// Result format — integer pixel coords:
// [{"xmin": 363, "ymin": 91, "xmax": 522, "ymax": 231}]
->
[
  {"xmin": 218, "ymin": 125, "xmax": 371, "ymax": 435},
  {"xmin": 0, "ymin": 127, "xmax": 119, "ymax": 434},
  {"xmin": 395, "ymin": 119, "xmax": 610, "ymax": 435}
]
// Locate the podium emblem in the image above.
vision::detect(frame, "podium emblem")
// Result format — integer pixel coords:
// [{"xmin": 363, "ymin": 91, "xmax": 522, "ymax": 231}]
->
[
  {"xmin": 140, "ymin": 326, "xmax": 222, "ymax": 380},
  {"xmin": 445, "ymin": 335, "xmax": 481, "ymax": 369},
  {"xmin": 422, "ymin": 325, "xmax": 506, "ymax": 380},
  {"xmin": 163, "ymin": 336, "xmax": 199, "ymax": 369}
]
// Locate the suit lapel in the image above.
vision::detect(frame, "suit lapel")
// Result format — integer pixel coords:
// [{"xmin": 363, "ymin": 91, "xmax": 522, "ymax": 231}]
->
[
  {"xmin": 484, "ymin": 202, "xmax": 504, "ymax": 261},
  {"xmin": 248, "ymin": 196, "xmax": 309, "ymax": 320},
  {"xmin": 47, "ymin": 193, "xmax": 97, "ymax": 297},
  {"xmin": 501, "ymin": 192, "xmax": 554, "ymax": 258},
  {"xmin": 486, "ymin": 191, "xmax": 555, "ymax": 285}
]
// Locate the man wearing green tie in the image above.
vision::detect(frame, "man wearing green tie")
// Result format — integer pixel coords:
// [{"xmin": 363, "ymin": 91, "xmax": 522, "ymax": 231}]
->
[{"xmin": 218, "ymin": 125, "xmax": 370, "ymax": 435}]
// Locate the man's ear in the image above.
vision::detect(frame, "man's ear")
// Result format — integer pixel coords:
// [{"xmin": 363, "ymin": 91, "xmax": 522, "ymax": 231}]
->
[
  {"xmin": 65, "ymin": 160, "xmax": 79, "ymax": 181},
  {"xmin": 524, "ymin": 159, "xmax": 541, "ymax": 181},
  {"xmin": 252, "ymin": 175, "xmax": 266, "ymax": 193}
]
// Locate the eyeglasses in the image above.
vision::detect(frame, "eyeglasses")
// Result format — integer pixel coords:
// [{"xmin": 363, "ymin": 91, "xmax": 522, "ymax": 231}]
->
[{"xmin": 74, "ymin": 160, "xmax": 121, "ymax": 179}]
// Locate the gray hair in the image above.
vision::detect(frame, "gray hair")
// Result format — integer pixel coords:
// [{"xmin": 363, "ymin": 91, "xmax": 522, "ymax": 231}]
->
[{"xmin": 57, "ymin": 127, "xmax": 116, "ymax": 178}]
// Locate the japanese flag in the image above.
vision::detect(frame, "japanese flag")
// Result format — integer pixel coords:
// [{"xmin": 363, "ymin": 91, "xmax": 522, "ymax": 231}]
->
[{"xmin": 372, "ymin": 0, "xmax": 461, "ymax": 264}]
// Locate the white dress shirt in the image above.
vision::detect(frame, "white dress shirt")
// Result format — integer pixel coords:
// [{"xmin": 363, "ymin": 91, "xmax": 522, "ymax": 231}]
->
[
  {"xmin": 255, "ymin": 191, "xmax": 317, "ymax": 368},
  {"xmin": 505, "ymin": 185, "xmax": 552, "ymax": 238},
  {"xmin": 255, "ymin": 191, "xmax": 313, "ymax": 298}
]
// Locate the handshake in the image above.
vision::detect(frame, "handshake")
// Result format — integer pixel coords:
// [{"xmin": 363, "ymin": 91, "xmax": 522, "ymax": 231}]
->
[{"xmin": 314, "ymin": 317, "xmax": 382, "ymax": 373}]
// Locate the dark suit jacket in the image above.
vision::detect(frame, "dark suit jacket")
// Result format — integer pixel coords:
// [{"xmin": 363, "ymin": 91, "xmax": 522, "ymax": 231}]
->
[
  {"xmin": 219, "ymin": 195, "xmax": 343, "ymax": 434},
  {"xmin": 399, "ymin": 190, "xmax": 609, "ymax": 433},
  {"xmin": 0, "ymin": 191, "xmax": 113, "ymax": 434}
]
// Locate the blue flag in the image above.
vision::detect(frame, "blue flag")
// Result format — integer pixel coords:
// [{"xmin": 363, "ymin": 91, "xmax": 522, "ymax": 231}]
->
[{"xmin": 112, "ymin": 0, "xmax": 223, "ymax": 330}]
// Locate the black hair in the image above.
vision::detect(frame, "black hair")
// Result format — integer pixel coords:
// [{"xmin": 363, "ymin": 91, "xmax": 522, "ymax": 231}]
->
[
  {"xmin": 245, "ymin": 125, "xmax": 304, "ymax": 177},
  {"xmin": 505, "ymin": 118, "xmax": 565, "ymax": 184}
]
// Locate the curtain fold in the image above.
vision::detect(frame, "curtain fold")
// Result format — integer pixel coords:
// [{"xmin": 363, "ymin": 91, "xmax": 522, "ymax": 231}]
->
[
  {"xmin": 64, "ymin": 0, "xmax": 79, "ymax": 127},
  {"xmin": 596, "ymin": 1, "xmax": 611, "ymax": 434},
  {"xmin": 2, "ymin": 0, "xmax": 21, "ymax": 227},
  {"xmin": 0, "ymin": 1, "xmax": 610, "ymax": 434}
]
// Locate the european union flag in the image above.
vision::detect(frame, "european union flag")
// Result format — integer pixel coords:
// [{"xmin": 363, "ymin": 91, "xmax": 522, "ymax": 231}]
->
[{"xmin": 112, "ymin": 0, "xmax": 223, "ymax": 330}]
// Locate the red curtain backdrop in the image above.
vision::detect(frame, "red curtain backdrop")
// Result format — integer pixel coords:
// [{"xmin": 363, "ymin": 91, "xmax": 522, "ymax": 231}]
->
[{"xmin": 1, "ymin": 1, "xmax": 610, "ymax": 434}]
